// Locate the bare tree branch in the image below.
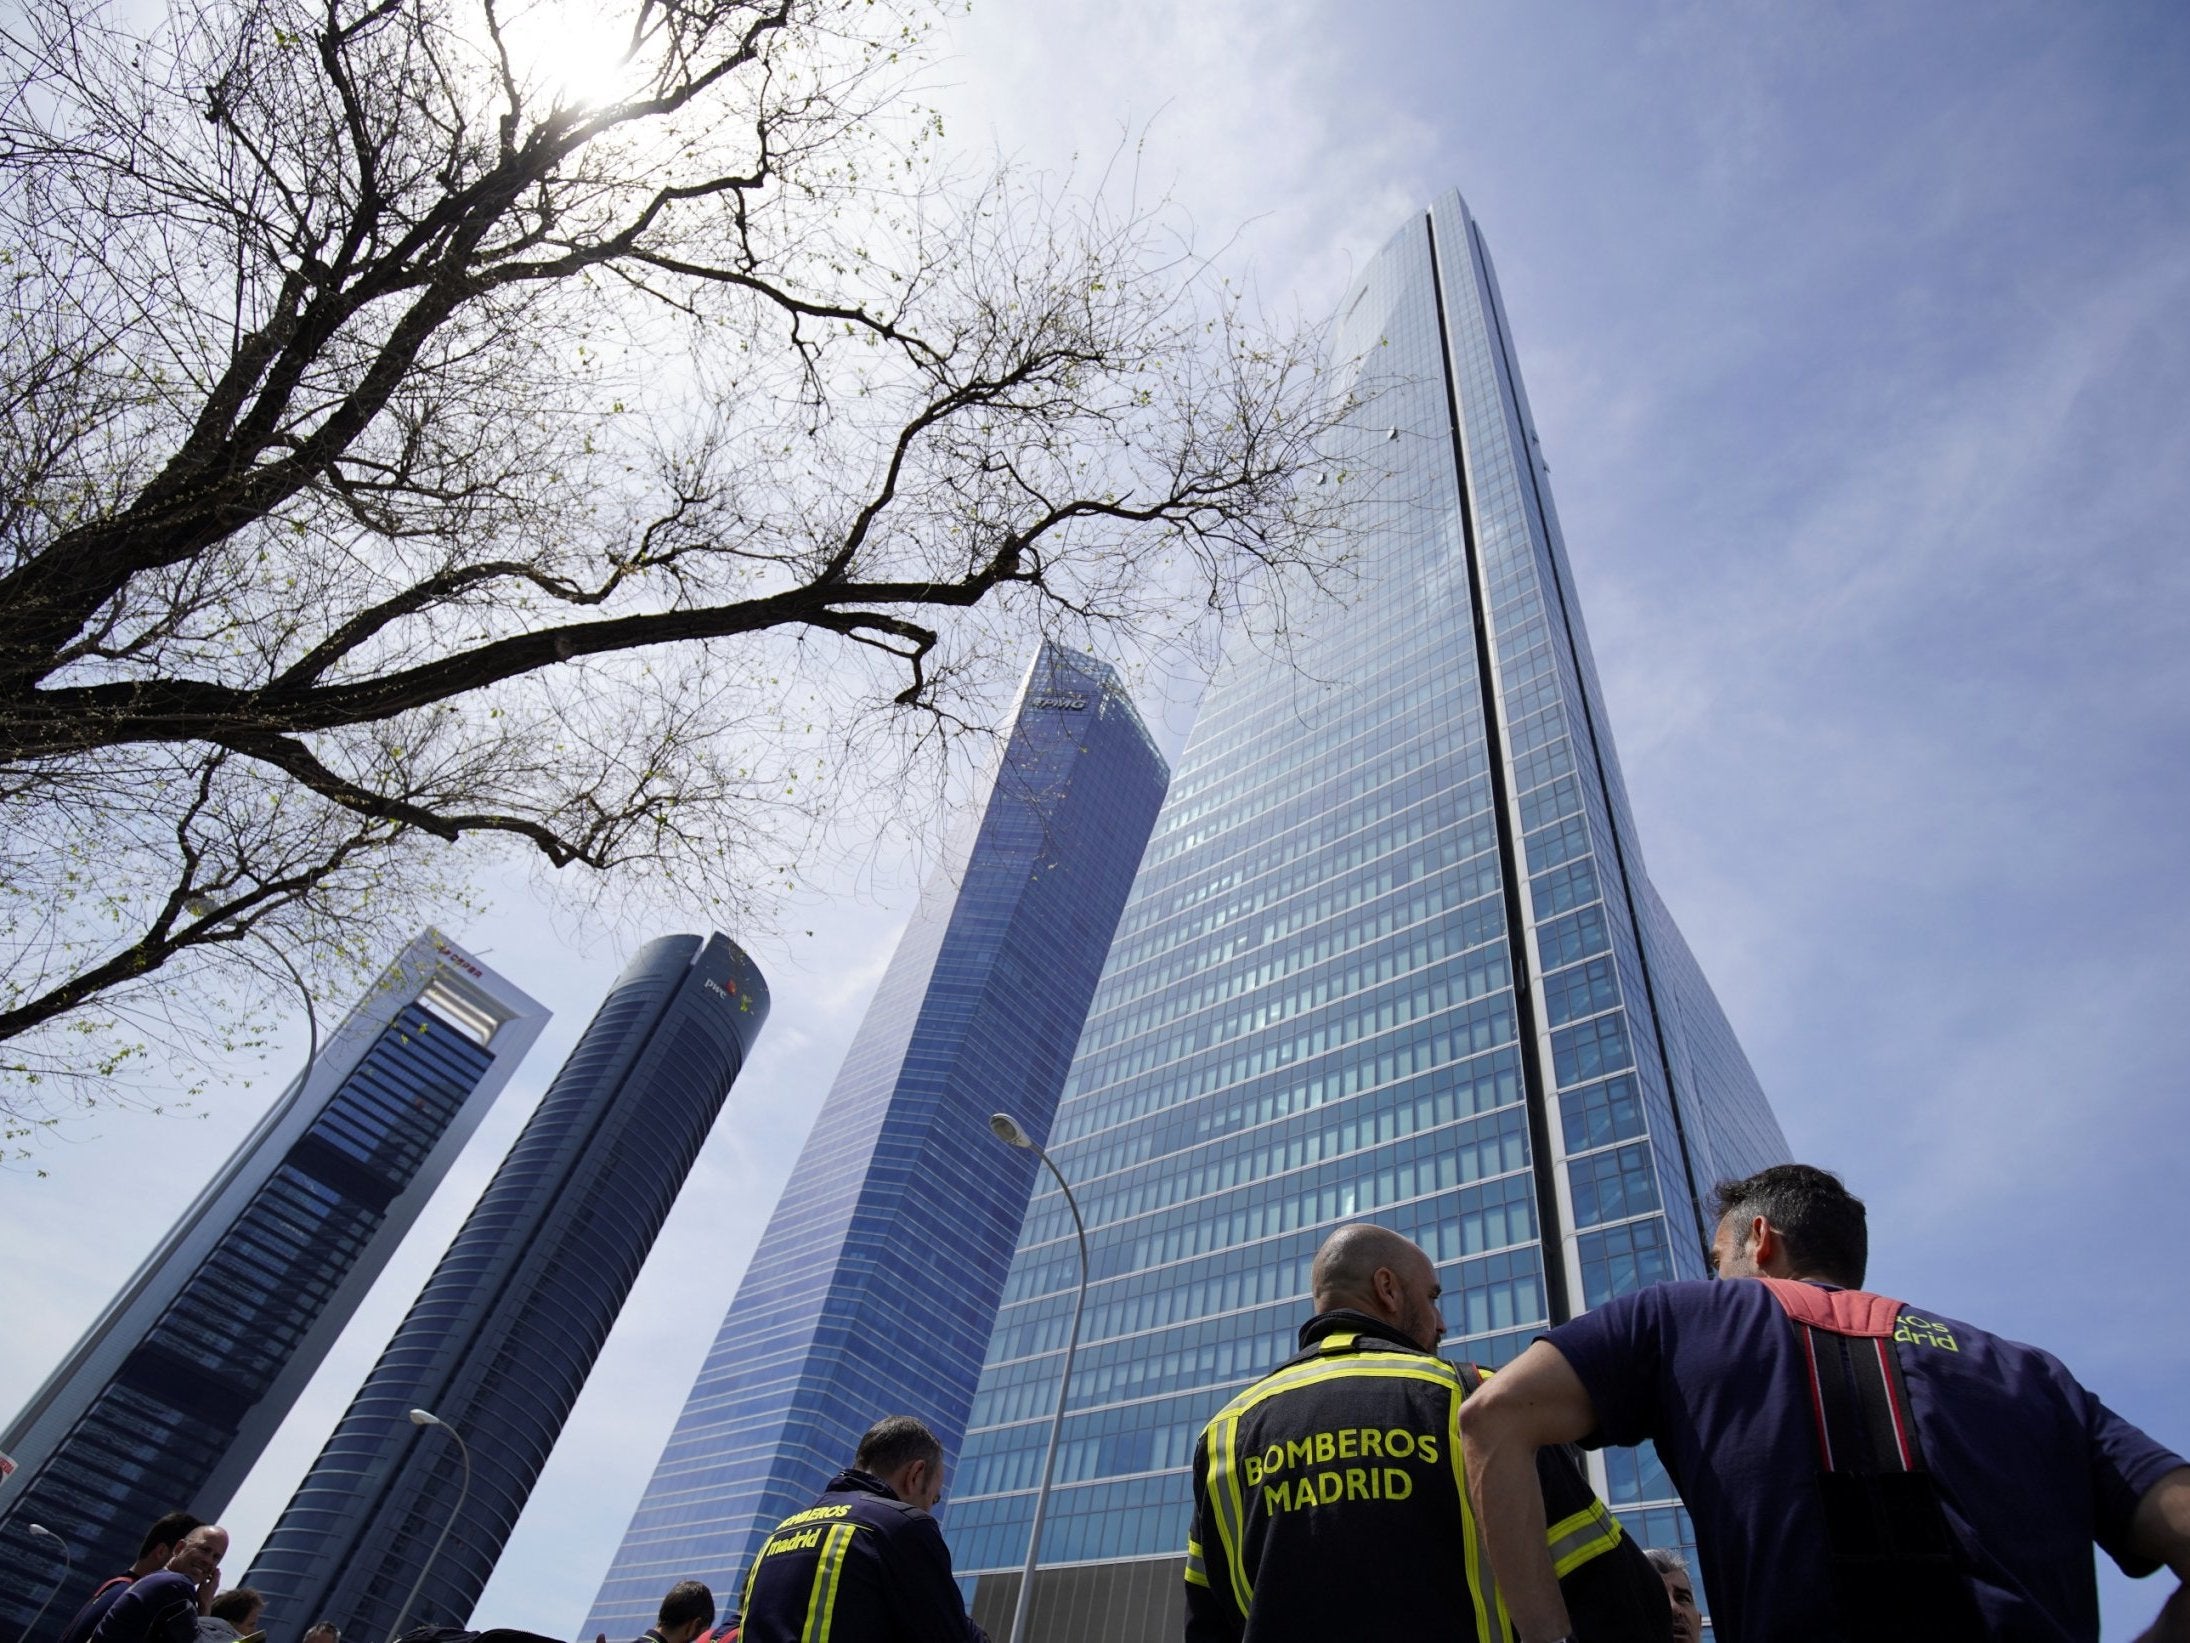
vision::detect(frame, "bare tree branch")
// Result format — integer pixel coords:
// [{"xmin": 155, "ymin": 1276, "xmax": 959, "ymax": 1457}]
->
[{"xmin": 0, "ymin": 0, "xmax": 1373, "ymax": 1131}]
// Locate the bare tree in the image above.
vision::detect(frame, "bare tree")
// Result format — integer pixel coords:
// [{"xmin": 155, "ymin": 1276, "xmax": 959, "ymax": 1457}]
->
[{"xmin": 0, "ymin": 0, "xmax": 1360, "ymax": 1131}]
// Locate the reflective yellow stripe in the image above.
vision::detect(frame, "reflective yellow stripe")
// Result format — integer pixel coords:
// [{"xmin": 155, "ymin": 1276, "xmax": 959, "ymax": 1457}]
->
[
  {"xmin": 1451, "ymin": 1373, "xmax": 1512, "ymax": 1643},
  {"xmin": 1545, "ymin": 1499, "xmax": 1624, "ymax": 1577},
  {"xmin": 1215, "ymin": 1412, "xmax": 1254, "ymax": 1613},
  {"xmin": 1183, "ymin": 1537, "xmax": 1210, "ymax": 1589},
  {"xmin": 740, "ymin": 1538, "xmax": 764, "ymax": 1618},
  {"xmin": 1211, "ymin": 1352, "xmax": 1467, "ymax": 1428},
  {"xmin": 800, "ymin": 1523, "xmax": 855, "ymax": 1643}
]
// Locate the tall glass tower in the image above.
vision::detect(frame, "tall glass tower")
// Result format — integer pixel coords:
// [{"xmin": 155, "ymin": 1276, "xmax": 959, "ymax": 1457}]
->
[
  {"xmin": 0, "ymin": 932, "xmax": 546, "ymax": 1641},
  {"xmin": 947, "ymin": 191, "xmax": 1790, "ymax": 1638},
  {"xmin": 244, "ymin": 933, "xmax": 769, "ymax": 1640},
  {"xmin": 581, "ymin": 645, "xmax": 1168, "ymax": 1638}
]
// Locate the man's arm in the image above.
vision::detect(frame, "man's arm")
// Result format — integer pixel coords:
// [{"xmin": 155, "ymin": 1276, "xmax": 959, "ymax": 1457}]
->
[
  {"xmin": 2131, "ymin": 1468, "xmax": 2190, "ymax": 1643},
  {"xmin": 1182, "ymin": 1425, "xmax": 1242, "ymax": 1643},
  {"xmin": 886, "ymin": 1515, "xmax": 988, "ymax": 1643},
  {"xmin": 1458, "ymin": 1340, "xmax": 1602, "ymax": 1643}
]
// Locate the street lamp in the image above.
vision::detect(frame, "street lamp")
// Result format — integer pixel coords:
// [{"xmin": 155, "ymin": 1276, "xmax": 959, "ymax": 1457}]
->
[
  {"xmin": 385, "ymin": 1408, "xmax": 472, "ymax": 1643},
  {"xmin": 18, "ymin": 1523, "xmax": 72, "ymax": 1643},
  {"xmin": 987, "ymin": 1111, "xmax": 1088, "ymax": 1643}
]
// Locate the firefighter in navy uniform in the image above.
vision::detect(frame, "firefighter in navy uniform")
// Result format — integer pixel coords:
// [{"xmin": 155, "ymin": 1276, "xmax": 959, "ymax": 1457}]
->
[
  {"xmin": 1186, "ymin": 1225, "xmax": 1669, "ymax": 1643},
  {"xmin": 740, "ymin": 1417, "xmax": 988, "ymax": 1643}
]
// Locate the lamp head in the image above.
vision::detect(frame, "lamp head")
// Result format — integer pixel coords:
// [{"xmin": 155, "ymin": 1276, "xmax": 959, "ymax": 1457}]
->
[
  {"xmin": 408, "ymin": 1408, "xmax": 441, "ymax": 1429},
  {"xmin": 988, "ymin": 1112, "xmax": 1032, "ymax": 1149},
  {"xmin": 28, "ymin": 1523, "xmax": 60, "ymax": 1543}
]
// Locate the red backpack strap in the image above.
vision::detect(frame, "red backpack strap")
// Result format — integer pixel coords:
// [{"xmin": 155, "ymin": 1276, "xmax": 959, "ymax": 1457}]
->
[
  {"xmin": 1758, "ymin": 1276, "xmax": 1903, "ymax": 1337},
  {"xmin": 1758, "ymin": 1280, "xmax": 1982, "ymax": 1633},
  {"xmin": 1759, "ymin": 1278, "xmax": 1919, "ymax": 1472}
]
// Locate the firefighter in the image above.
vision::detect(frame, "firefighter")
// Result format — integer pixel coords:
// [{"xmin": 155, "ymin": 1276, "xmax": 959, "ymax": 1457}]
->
[
  {"xmin": 739, "ymin": 1416, "xmax": 986, "ymax": 1643},
  {"xmin": 1185, "ymin": 1223, "xmax": 1669, "ymax": 1642},
  {"xmin": 1459, "ymin": 1164, "xmax": 2190, "ymax": 1642}
]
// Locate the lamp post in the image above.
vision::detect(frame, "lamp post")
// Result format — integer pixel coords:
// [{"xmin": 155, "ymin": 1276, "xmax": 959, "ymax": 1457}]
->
[
  {"xmin": 18, "ymin": 1523, "xmax": 71, "ymax": 1643},
  {"xmin": 385, "ymin": 1408, "xmax": 471, "ymax": 1643},
  {"xmin": 987, "ymin": 1111, "xmax": 1088, "ymax": 1643}
]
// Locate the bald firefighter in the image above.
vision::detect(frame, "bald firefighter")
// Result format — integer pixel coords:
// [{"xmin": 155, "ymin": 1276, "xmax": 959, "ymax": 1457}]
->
[{"xmin": 1185, "ymin": 1224, "xmax": 1668, "ymax": 1642}]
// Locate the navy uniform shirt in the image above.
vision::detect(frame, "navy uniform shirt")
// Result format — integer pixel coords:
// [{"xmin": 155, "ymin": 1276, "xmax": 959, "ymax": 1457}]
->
[
  {"xmin": 740, "ymin": 1469, "xmax": 986, "ymax": 1643},
  {"xmin": 1545, "ymin": 1276, "xmax": 2186, "ymax": 1642},
  {"xmin": 86, "ymin": 1574, "xmax": 201, "ymax": 1643}
]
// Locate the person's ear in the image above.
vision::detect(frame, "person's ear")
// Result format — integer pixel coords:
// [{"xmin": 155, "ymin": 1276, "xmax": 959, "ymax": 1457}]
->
[
  {"xmin": 1750, "ymin": 1218, "xmax": 1780, "ymax": 1272},
  {"xmin": 1371, "ymin": 1264, "xmax": 1400, "ymax": 1312}
]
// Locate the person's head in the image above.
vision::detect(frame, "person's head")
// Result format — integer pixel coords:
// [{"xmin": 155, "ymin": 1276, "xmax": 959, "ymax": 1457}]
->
[
  {"xmin": 655, "ymin": 1581, "xmax": 715, "ymax": 1643},
  {"xmin": 166, "ymin": 1525, "xmax": 228, "ymax": 1585},
  {"xmin": 1644, "ymin": 1550, "xmax": 1700, "ymax": 1643},
  {"xmin": 854, "ymin": 1416, "xmax": 946, "ymax": 1511},
  {"xmin": 1709, "ymin": 1164, "xmax": 1867, "ymax": 1288},
  {"xmin": 1309, "ymin": 1223, "xmax": 1445, "ymax": 1350},
  {"xmin": 208, "ymin": 1590, "xmax": 264, "ymax": 1635},
  {"xmin": 301, "ymin": 1624, "xmax": 339, "ymax": 1643},
  {"xmin": 135, "ymin": 1512, "xmax": 204, "ymax": 1574}
]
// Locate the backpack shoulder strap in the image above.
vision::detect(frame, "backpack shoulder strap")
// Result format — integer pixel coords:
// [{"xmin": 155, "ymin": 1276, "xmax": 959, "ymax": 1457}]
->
[
  {"xmin": 1760, "ymin": 1277, "xmax": 1984, "ymax": 1637},
  {"xmin": 1759, "ymin": 1277, "xmax": 1919, "ymax": 1472},
  {"xmin": 1758, "ymin": 1276, "xmax": 1903, "ymax": 1337}
]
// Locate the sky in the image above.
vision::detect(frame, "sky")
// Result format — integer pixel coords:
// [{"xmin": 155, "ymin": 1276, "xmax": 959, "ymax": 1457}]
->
[{"xmin": 6, "ymin": 0, "xmax": 2190, "ymax": 1636}]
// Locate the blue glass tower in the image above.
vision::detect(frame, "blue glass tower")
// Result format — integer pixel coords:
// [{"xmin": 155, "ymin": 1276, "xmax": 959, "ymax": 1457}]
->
[
  {"xmin": 244, "ymin": 933, "xmax": 769, "ymax": 1640},
  {"xmin": 581, "ymin": 645, "xmax": 1168, "ymax": 1638},
  {"xmin": 947, "ymin": 191, "xmax": 1790, "ymax": 1635},
  {"xmin": 0, "ymin": 933, "xmax": 546, "ymax": 1642}
]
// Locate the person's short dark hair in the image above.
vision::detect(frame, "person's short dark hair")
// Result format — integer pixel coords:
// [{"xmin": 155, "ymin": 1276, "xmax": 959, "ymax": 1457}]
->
[
  {"xmin": 1712, "ymin": 1163, "xmax": 1868, "ymax": 1288},
  {"xmin": 138, "ymin": 1512, "xmax": 203, "ymax": 1560},
  {"xmin": 854, "ymin": 1415, "xmax": 942, "ymax": 1478},
  {"xmin": 658, "ymin": 1581, "xmax": 715, "ymax": 1633},
  {"xmin": 208, "ymin": 1590, "xmax": 263, "ymax": 1628}
]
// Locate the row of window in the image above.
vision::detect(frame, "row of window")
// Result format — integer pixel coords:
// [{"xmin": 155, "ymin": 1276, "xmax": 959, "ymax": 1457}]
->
[
  {"xmin": 1155, "ymin": 639, "xmax": 1486, "ymax": 827},
  {"xmin": 1069, "ymin": 907, "xmax": 1512, "ymax": 1105},
  {"xmin": 1143, "ymin": 713, "xmax": 1489, "ymax": 874},
  {"xmin": 1019, "ymin": 1077, "xmax": 1527, "ymax": 1248},
  {"xmin": 1006, "ymin": 1153, "xmax": 1535, "ymax": 1305},
  {"xmin": 1035, "ymin": 1044, "xmax": 1525, "ymax": 1218},
  {"xmin": 1077, "ymin": 843, "xmax": 1504, "ymax": 1063},
  {"xmin": 1057, "ymin": 964, "xmax": 1519, "ymax": 1145}
]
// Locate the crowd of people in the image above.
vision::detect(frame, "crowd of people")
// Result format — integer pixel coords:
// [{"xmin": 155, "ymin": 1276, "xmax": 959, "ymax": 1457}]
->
[
  {"xmin": 43, "ymin": 1516, "xmax": 341, "ymax": 1643},
  {"xmin": 49, "ymin": 1164, "xmax": 2190, "ymax": 1642}
]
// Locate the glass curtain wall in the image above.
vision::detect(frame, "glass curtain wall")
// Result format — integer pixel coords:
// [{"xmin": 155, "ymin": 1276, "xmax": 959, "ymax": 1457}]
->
[
  {"xmin": 244, "ymin": 934, "xmax": 769, "ymax": 1640},
  {"xmin": 0, "ymin": 935, "xmax": 543, "ymax": 1641},
  {"xmin": 948, "ymin": 192, "xmax": 1788, "ymax": 1616},
  {"xmin": 579, "ymin": 646, "xmax": 1168, "ymax": 1638}
]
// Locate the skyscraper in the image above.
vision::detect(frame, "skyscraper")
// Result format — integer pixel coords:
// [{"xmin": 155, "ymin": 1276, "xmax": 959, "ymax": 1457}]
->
[
  {"xmin": 0, "ymin": 933, "xmax": 546, "ymax": 1639},
  {"xmin": 245, "ymin": 933, "xmax": 769, "ymax": 1639},
  {"xmin": 946, "ymin": 190, "xmax": 1790, "ymax": 1638},
  {"xmin": 582, "ymin": 645, "xmax": 1168, "ymax": 1638}
]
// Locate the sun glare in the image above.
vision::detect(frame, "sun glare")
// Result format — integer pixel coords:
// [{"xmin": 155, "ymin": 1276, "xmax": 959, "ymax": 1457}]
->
[{"xmin": 507, "ymin": 1, "xmax": 644, "ymax": 113}]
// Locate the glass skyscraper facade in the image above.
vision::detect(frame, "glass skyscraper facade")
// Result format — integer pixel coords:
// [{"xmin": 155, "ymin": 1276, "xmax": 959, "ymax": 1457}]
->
[
  {"xmin": 948, "ymin": 191, "xmax": 1789, "ymax": 1635},
  {"xmin": 581, "ymin": 645, "xmax": 1168, "ymax": 1639},
  {"xmin": 244, "ymin": 933, "xmax": 769, "ymax": 1640},
  {"xmin": 0, "ymin": 933, "xmax": 546, "ymax": 1641}
]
